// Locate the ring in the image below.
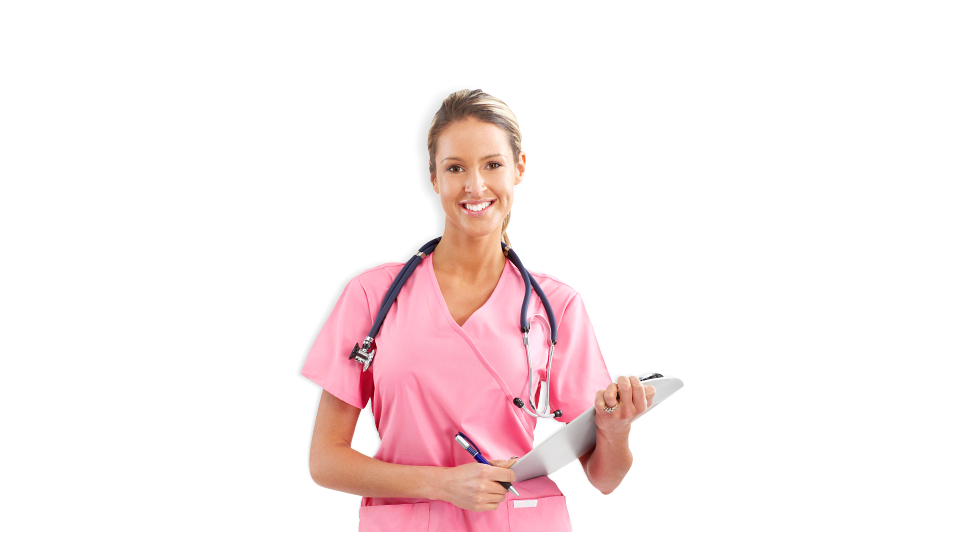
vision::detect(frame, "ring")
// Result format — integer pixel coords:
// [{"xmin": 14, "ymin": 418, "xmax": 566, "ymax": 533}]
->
[{"xmin": 603, "ymin": 401, "xmax": 619, "ymax": 413}]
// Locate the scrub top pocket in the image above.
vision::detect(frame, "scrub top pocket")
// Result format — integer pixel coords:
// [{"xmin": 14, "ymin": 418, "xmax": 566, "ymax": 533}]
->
[
  {"xmin": 506, "ymin": 495, "xmax": 573, "ymax": 532},
  {"xmin": 359, "ymin": 501, "xmax": 429, "ymax": 532}
]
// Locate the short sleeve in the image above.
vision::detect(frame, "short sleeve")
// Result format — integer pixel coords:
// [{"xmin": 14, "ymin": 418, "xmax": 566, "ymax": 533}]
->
[
  {"xmin": 548, "ymin": 292, "xmax": 613, "ymax": 422},
  {"xmin": 301, "ymin": 277, "xmax": 375, "ymax": 410}
]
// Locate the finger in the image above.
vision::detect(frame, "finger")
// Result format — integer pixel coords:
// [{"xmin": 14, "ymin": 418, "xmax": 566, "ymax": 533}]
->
[
  {"xmin": 488, "ymin": 458, "xmax": 519, "ymax": 468},
  {"xmin": 629, "ymin": 376, "xmax": 645, "ymax": 412},
  {"xmin": 595, "ymin": 389, "xmax": 613, "ymax": 417},
  {"xmin": 480, "ymin": 495, "xmax": 504, "ymax": 512},
  {"xmin": 595, "ymin": 389, "xmax": 606, "ymax": 412},
  {"xmin": 484, "ymin": 480, "xmax": 509, "ymax": 496},
  {"xmin": 603, "ymin": 382, "xmax": 619, "ymax": 408},
  {"xmin": 643, "ymin": 384, "xmax": 656, "ymax": 412},
  {"xmin": 618, "ymin": 375, "xmax": 634, "ymax": 409},
  {"xmin": 489, "ymin": 464, "xmax": 517, "ymax": 483},
  {"xmin": 484, "ymin": 492, "xmax": 507, "ymax": 509}
]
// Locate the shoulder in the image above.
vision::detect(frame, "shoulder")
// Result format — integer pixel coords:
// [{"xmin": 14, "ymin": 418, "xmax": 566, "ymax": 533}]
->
[
  {"xmin": 525, "ymin": 268, "xmax": 577, "ymax": 294},
  {"xmin": 332, "ymin": 262, "xmax": 405, "ymax": 320},
  {"xmin": 351, "ymin": 262, "xmax": 405, "ymax": 294},
  {"xmin": 522, "ymin": 268, "xmax": 584, "ymax": 316}
]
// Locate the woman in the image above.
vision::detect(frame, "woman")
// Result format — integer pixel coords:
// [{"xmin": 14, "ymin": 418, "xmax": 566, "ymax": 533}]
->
[{"xmin": 303, "ymin": 89, "xmax": 655, "ymax": 532}]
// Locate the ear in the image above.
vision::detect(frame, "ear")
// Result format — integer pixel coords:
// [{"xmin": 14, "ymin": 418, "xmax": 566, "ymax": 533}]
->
[
  {"xmin": 431, "ymin": 172, "xmax": 439, "ymax": 194},
  {"xmin": 514, "ymin": 151, "xmax": 526, "ymax": 185}
]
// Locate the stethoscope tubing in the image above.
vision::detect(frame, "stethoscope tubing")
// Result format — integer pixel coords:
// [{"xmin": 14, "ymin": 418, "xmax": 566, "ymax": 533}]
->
[
  {"xmin": 356, "ymin": 237, "xmax": 562, "ymax": 418},
  {"xmin": 368, "ymin": 237, "xmax": 441, "ymax": 340},
  {"xmin": 502, "ymin": 246, "xmax": 557, "ymax": 343}
]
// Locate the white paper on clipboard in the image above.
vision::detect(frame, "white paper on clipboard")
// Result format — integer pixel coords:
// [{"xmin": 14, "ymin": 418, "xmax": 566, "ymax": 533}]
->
[{"xmin": 510, "ymin": 374, "xmax": 683, "ymax": 482}]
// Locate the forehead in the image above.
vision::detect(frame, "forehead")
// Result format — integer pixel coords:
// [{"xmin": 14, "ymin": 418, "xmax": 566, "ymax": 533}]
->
[{"xmin": 436, "ymin": 117, "xmax": 510, "ymax": 159}]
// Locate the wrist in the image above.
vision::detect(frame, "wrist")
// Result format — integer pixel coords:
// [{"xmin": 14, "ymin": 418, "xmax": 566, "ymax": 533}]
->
[
  {"xmin": 597, "ymin": 425, "xmax": 630, "ymax": 445},
  {"xmin": 427, "ymin": 466, "xmax": 450, "ymax": 501}
]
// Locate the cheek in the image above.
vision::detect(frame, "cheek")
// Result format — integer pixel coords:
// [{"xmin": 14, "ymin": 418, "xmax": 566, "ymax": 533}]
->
[
  {"xmin": 498, "ymin": 185, "xmax": 514, "ymax": 206},
  {"xmin": 439, "ymin": 186, "xmax": 461, "ymax": 213},
  {"xmin": 440, "ymin": 185, "xmax": 456, "ymax": 203}
]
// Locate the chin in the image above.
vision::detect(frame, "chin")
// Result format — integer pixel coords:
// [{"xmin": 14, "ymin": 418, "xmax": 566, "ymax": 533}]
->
[{"xmin": 450, "ymin": 222, "xmax": 502, "ymax": 241}]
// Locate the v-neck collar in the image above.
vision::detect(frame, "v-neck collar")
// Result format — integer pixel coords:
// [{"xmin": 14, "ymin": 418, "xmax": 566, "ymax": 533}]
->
[
  {"xmin": 424, "ymin": 253, "xmax": 532, "ymax": 431},
  {"xmin": 426, "ymin": 253, "xmax": 510, "ymax": 332}
]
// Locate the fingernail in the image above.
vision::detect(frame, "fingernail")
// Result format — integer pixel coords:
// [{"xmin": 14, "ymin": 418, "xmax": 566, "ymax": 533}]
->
[{"xmin": 510, "ymin": 456, "xmax": 519, "ymax": 459}]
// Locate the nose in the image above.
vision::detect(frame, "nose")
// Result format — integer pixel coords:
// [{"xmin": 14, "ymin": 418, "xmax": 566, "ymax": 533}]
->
[{"xmin": 464, "ymin": 169, "xmax": 487, "ymax": 194}]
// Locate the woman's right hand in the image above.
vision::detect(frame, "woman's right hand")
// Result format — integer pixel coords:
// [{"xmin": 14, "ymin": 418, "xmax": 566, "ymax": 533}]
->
[{"xmin": 438, "ymin": 458, "xmax": 518, "ymax": 512}]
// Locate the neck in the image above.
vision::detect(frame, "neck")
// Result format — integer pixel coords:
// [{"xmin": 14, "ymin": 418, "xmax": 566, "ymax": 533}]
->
[{"xmin": 432, "ymin": 228, "xmax": 506, "ymax": 281}]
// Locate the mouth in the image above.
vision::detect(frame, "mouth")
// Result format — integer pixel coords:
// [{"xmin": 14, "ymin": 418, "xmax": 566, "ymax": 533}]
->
[{"xmin": 459, "ymin": 199, "xmax": 496, "ymax": 216}]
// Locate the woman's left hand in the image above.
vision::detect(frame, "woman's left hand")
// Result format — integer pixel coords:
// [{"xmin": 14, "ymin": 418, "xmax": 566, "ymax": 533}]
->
[{"xmin": 594, "ymin": 375, "xmax": 656, "ymax": 437}]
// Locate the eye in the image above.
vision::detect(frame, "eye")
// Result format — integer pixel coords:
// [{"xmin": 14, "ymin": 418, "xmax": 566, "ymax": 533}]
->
[
  {"xmin": 447, "ymin": 165, "xmax": 463, "ymax": 173},
  {"xmin": 488, "ymin": 162, "xmax": 502, "ymax": 169}
]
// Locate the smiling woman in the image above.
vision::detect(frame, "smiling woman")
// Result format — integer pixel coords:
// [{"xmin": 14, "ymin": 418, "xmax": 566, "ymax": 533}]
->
[
  {"xmin": 431, "ymin": 116, "xmax": 523, "ymax": 249},
  {"xmin": 303, "ymin": 89, "xmax": 647, "ymax": 532},
  {"xmin": 428, "ymin": 90, "xmax": 524, "ymax": 247}
]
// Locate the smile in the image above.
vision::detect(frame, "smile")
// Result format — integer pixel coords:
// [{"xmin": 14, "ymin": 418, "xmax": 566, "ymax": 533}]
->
[{"xmin": 459, "ymin": 200, "xmax": 495, "ymax": 216}]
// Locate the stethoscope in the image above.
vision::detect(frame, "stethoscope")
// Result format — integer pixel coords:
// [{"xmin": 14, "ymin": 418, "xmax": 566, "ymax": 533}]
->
[{"xmin": 348, "ymin": 237, "xmax": 563, "ymax": 419}]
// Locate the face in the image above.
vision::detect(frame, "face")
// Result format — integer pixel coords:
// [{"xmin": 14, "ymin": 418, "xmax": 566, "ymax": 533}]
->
[{"xmin": 431, "ymin": 116, "xmax": 525, "ymax": 241}]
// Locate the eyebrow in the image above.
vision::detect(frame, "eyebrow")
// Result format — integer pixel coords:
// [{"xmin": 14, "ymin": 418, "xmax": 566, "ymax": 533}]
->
[{"xmin": 441, "ymin": 154, "xmax": 505, "ymax": 163}]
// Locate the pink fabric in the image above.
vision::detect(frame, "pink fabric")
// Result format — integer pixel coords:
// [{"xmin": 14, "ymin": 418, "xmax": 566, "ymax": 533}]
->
[{"xmin": 302, "ymin": 254, "xmax": 612, "ymax": 531}]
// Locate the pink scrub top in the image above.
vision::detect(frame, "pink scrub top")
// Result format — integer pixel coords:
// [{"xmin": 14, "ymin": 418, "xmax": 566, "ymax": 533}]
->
[{"xmin": 302, "ymin": 253, "xmax": 613, "ymax": 532}]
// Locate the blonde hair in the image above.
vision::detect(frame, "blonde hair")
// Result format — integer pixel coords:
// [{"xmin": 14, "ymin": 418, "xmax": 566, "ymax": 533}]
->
[{"xmin": 428, "ymin": 89, "xmax": 522, "ymax": 247}]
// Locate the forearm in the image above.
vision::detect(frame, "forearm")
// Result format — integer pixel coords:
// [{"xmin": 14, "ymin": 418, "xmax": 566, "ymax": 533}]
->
[
  {"xmin": 312, "ymin": 443, "xmax": 447, "ymax": 500},
  {"xmin": 585, "ymin": 427, "xmax": 633, "ymax": 495}
]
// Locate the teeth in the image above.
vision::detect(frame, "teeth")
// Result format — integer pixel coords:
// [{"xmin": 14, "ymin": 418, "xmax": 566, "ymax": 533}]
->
[{"xmin": 464, "ymin": 202, "xmax": 491, "ymax": 212}]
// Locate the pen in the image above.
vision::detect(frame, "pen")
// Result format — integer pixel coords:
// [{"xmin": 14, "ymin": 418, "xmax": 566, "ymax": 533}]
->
[{"xmin": 454, "ymin": 432, "xmax": 520, "ymax": 497}]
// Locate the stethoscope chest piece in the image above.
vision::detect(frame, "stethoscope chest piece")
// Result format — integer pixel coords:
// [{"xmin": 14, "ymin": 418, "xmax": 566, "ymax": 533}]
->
[{"xmin": 348, "ymin": 336, "xmax": 376, "ymax": 371}]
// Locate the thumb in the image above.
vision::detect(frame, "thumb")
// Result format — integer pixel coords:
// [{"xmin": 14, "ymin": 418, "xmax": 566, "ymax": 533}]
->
[{"xmin": 489, "ymin": 457, "xmax": 519, "ymax": 468}]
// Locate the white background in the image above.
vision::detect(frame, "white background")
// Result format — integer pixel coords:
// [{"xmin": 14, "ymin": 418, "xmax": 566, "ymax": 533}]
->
[{"xmin": 2, "ymin": 1, "xmax": 958, "ymax": 531}]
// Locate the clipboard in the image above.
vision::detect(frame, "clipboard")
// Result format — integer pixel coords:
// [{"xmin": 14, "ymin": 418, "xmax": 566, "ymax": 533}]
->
[{"xmin": 510, "ymin": 373, "xmax": 683, "ymax": 482}]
